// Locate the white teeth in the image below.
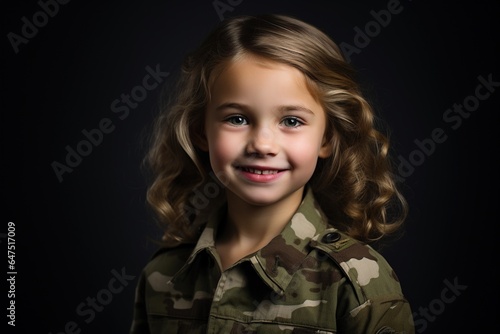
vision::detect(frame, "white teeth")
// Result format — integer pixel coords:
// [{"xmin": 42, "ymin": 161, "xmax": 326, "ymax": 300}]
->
[{"xmin": 241, "ymin": 167, "xmax": 278, "ymax": 175}]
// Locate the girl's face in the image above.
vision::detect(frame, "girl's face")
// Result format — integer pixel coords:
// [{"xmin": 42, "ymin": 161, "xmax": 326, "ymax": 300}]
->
[{"xmin": 203, "ymin": 55, "xmax": 331, "ymax": 207}]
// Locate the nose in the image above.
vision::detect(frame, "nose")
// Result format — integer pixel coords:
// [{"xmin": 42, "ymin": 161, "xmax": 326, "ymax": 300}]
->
[{"xmin": 246, "ymin": 126, "xmax": 279, "ymax": 157}]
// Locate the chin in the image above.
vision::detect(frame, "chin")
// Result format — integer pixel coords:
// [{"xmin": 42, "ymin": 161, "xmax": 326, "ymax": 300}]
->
[{"xmin": 230, "ymin": 187, "xmax": 303, "ymax": 207}]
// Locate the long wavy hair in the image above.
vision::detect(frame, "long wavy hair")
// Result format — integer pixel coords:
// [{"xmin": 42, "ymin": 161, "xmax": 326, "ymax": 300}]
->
[{"xmin": 144, "ymin": 14, "xmax": 408, "ymax": 247}]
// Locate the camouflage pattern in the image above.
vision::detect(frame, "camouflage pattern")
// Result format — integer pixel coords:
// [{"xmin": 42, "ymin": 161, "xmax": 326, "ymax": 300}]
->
[{"xmin": 130, "ymin": 188, "xmax": 415, "ymax": 333}]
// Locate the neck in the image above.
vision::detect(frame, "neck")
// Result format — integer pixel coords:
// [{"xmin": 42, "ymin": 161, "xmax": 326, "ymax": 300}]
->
[{"xmin": 219, "ymin": 188, "xmax": 304, "ymax": 249}]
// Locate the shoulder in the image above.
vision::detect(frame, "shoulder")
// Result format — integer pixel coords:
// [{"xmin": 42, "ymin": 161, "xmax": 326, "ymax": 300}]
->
[
  {"xmin": 309, "ymin": 228, "xmax": 405, "ymax": 300},
  {"xmin": 308, "ymin": 229, "xmax": 414, "ymax": 331},
  {"xmin": 142, "ymin": 243, "xmax": 195, "ymax": 278}
]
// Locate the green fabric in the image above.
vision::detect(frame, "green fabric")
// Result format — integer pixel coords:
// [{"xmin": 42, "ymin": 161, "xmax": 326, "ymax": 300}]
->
[{"xmin": 130, "ymin": 188, "xmax": 415, "ymax": 333}]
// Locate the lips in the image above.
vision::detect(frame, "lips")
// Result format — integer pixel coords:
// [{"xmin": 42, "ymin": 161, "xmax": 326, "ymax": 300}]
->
[
  {"xmin": 233, "ymin": 165, "xmax": 288, "ymax": 183},
  {"xmin": 235, "ymin": 165, "xmax": 287, "ymax": 173},
  {"xmin": 239, "ymin": 167, "xmax": 279, "ymax": 175}
]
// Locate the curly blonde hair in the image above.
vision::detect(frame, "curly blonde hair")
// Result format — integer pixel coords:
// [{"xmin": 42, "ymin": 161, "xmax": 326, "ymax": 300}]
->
[{"xmin": 144, "ymin": 14, "xmax": 408, "ymax": 246}]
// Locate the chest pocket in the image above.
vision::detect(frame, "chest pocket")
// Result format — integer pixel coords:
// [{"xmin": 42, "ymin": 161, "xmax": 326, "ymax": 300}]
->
[
  {"xmin": 148, "ymin": 317, "xmax": 336, "ymax": 334},
  {"xmin": 148, "ymin": 316, "xmax": 207, "ymax": 334},
  {"xmin": 224, "ymin": 322, "xmax": 336, "ymax": 333},
  {"xmin": 146, "ymin": 289, "xmax": 212, "ymax": 334}
]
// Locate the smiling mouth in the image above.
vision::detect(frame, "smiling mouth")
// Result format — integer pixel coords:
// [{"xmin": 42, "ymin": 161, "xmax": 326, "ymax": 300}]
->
[
  {"xmin": 240, "ymin": 167, "xmax": 278, "ymax": 175},
  {"xmin": 235, "ymin": 166, "xmax": 285, "ymax": 175}
]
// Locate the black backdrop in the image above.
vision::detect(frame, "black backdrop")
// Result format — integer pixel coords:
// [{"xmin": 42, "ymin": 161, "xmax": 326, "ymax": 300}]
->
[{"xmin": 2, "ymin": 1, "xmax": 499, "ymax": 333}]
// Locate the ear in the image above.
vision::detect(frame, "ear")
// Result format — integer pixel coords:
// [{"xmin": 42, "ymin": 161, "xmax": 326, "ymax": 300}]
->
[{"xmin": 318, "ymin": 138, "xmax": 333, "ymax": 158}]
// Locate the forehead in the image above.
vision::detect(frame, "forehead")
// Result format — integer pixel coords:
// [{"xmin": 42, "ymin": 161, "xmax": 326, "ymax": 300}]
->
[{"xmin": 209, "ymin": 54, "xmax": 320, "ymax": 104}]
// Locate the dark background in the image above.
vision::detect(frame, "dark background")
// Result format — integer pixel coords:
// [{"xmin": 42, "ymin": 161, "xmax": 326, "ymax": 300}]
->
[{"xmin": 2, "ymin": 0, "xmax": 499, "ymax": 333}]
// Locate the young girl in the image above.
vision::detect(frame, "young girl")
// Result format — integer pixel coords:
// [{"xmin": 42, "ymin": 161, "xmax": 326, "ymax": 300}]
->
[{"xmin": 130, "ymin": 14, "xmax": 415, "ymax": 334}]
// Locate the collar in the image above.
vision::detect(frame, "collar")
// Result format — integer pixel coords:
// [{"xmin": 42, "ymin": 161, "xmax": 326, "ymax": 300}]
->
[{"xmin": 171, "ymin": 187, "xmax": 332, "ymax": 295}]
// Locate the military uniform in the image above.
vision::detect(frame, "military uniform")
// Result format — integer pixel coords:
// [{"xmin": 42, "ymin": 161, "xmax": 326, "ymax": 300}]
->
[{"xmin": 130, "ymin": 188, "xmax": 415, "ymax": 333}]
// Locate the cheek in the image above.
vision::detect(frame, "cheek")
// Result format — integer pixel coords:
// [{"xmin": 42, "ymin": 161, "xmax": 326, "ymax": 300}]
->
[
  {"xmin": 288, "ymin": 149, "xmax": 320, "ymax": 173},
  {"xmin": 286, "ymin": 133, "xmax": 325, "ymax": 166},
  {"xmin": 207, "ymin": 131, "xmax": 241, "ymax": 169}
]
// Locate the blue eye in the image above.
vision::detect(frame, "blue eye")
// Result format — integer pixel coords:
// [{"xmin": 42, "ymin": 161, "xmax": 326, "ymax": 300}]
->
[
  {"xmin": 225, "ymin": 115, "xmax": 248, "ymax": 126},
  {"xmin": 281, "ymin": 117, "xmax": 303, "ymax": 128}
]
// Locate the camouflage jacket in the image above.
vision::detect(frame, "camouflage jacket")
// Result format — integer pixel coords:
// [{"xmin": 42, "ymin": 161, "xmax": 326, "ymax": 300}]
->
[{"xmin": 130, "ymin": 189, "xmax": 415, "ymax": 333}]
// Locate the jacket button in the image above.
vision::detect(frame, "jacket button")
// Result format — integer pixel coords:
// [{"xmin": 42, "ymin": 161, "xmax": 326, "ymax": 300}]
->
[{"xmin": 322, "ymin": 232, "xmax": 341, "ymax": 243}]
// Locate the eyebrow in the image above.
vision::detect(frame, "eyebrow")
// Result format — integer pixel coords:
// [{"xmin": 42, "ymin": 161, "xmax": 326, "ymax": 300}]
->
[
  {"xmin": 278, "ymin": 105, "xmax": 315, "ymax": 115},
  {"xmin": 215, "ymin": 102, "xmax": 316, "ymax": 115}
]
